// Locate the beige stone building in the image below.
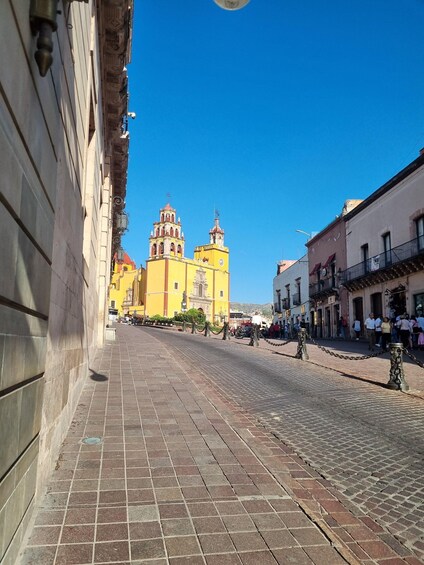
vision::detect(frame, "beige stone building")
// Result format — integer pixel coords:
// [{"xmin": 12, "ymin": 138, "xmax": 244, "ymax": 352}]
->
[
  {"xmin": 342, "ymin": 152, "xmax": 424, "ymax": 327},
  {"xmin": 0, "ymin": 1, "xmax": 132, "ymax": 562}
]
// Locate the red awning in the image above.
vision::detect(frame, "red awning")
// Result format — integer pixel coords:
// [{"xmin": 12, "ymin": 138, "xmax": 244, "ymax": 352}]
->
[
  {"xmin": 323, "ymin": 253, "xmax": 336, "ymax": 268},
  {"xmin": 310, "ymin": 262, "xmax": 321, "ymax": 275}
]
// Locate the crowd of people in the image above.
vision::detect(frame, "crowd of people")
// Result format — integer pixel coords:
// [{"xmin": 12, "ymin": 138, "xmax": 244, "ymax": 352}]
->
[
  {"xmin": 356, "ymin": 312, "xmax": 424, "ymax": 351},
  {"xmin": 232, "ymin": 311, "xmax": 424, "ymax": 352}
]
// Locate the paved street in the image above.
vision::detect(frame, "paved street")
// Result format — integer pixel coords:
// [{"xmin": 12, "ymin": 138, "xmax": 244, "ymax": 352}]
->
[
  {"xmin": 19, "ymin": 325, "xmax": 424, "ymax": 564},
  {"xmin": 155, "ymin": 327, "xmax": 424, "ymax": 560}
]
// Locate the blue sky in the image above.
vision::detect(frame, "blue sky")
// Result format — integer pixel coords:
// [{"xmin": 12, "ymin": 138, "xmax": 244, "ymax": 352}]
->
[{"xmin": 122, "ymin": 0, "xmax": 424, "ymax": 304}]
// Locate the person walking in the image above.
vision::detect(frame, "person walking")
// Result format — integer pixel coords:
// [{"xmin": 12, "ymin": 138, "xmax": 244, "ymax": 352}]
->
[
  {"xmin": 375, "ymin": 315, "xmax": 382, "ymax": 347},
  {"xmin": 380, "ymin": 317, "xmax": 392, "ymax": 351},
  {"xmin": 339, "ymin": 316, "xmax": 348, "ymax": 339},
  {"xmin": 352, "ymin": 318, "xmax": 361, "ymax": 340},
  {"xmin": 365, "ymin": 313, "xmax": 376, "ymax": 351},
  {"xmin": 397, "ymin": 315, "xmax": 411, "ymax": 348}
]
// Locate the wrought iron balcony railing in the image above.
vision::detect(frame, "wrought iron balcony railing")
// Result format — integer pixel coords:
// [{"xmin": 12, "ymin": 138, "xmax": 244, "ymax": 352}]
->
[
  {"xmin": 341, "ymin": 236, "xmax": 424, "ymax": 284},
  {"xmin": 309, "ymin": 278, "xmax": 337, "ymax": 297}
]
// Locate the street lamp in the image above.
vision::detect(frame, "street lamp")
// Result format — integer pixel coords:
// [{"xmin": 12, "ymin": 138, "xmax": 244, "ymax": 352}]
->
[
  {"xmin": 296, "ymin": 229, "xmax": 312, "ymax": 238},
  {"xmin": 213, "ymin": 0, "xmax": 250, "ymax": 10}
]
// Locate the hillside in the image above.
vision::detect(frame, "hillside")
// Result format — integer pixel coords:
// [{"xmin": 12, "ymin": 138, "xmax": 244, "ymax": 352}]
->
[{"xmin": 230, "ymin": 303, "xmax": 273, "ymax": 318}]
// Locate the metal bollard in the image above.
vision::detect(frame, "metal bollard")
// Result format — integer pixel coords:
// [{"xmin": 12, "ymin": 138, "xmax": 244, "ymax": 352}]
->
[
  {"xmin": 191, "ymin": 321, "xmax": 196, "ymax": 334},
  {"xmin": 182, "ymin": 320, "xmax": 187, "ymax": 332},
  {"xmin": 386, "ymin": 343, "xmax": 409, "ymax": 391},
  {"xmin": 249, "ymin": 324, "xmax": 259, "ymax": 347},
  {"xmin": 222, "ymin": 322, "xmax": 230, "ymax": 340},
  {"xmin": 204, "ymin": 322, "xmax": 210, "ymax": 337},
  {"xmin": 295, "ymin": 328, "xmax": 309, "ymax": 360}
]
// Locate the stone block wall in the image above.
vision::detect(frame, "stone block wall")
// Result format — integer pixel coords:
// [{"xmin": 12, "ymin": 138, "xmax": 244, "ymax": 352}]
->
[{"xmin": 0, "ymin": 0, "xmax": 124, "ymax": 561}]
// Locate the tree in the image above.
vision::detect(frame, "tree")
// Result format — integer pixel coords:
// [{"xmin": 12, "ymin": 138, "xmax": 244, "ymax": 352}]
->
[{"xmin": 174, "ymin": 308, "xmax": 206, "ymax": 324}]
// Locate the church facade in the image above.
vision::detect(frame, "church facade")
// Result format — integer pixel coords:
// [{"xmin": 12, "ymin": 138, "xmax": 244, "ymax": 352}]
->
[{"xmin": 144, "ymin": 204, "xmax": 230, "ymax": 323}]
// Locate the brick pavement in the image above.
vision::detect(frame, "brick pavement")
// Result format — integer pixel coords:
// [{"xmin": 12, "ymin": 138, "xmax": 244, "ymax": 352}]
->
[{"xmin": 18, "ymin": 326, "xmax": 423, "ymax": 565}]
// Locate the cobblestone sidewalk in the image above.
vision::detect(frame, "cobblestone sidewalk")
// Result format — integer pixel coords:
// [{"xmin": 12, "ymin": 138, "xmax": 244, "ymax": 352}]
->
[
  {"xmin": 19, "ymin": 326, "xmax": 422, "ymax": 564},
  {"xmin": 227, "ymin": 334, "xmax": 424, "ymax": 397}
]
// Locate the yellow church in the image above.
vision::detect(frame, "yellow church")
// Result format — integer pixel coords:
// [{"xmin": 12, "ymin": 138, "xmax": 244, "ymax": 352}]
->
[
  {"xmin": 108, "ymin": 252, "xmax": 146, "ymax": 318},
  {"xmin": 144, "ymin": 203, "xmax": 230, "ymax": 323}
]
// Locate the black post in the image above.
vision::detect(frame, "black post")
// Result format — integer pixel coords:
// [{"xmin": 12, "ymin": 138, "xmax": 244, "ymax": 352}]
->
[
  {"xmin": 222, "ymin": 322, "xmax": 230, "ymax": 340},
  {"xmin": 386, "ymin": 343, "xmax": 409, "ymax": 391},
  {"xmin": 182, "ymin": 320, "xmax": 187, "ymax": 332},
  {"xmin": 204, "ymin": 321, "xmax": 210, "ymax": 337},
  {"xmin": 249, "ymin": 324, "xmax": 259, "ymax": 347},
  {"xmin": 191, "ymin": 321, "xmax": 196, "ymax": 334},
  {"xmin": 295, "ymin": 328, "xmax": 309, "ymax": 360}
]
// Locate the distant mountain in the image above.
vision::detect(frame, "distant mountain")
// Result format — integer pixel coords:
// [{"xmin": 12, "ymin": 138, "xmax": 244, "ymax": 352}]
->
[{"xmin": 230, "ymin": 303, "xmax": 273, "ymax": 318}]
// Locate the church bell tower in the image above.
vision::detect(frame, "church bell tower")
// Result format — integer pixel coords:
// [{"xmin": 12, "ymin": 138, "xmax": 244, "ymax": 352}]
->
[{"xmin": 149, "ymin": 203, "xmax": 185, "ymax": 259}]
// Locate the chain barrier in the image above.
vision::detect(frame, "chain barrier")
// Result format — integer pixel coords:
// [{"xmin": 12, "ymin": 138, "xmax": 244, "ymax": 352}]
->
[
  {"xmin": 306, "ymin": 334, "xmax": 388, "ymax": 361},
  {"xmin": 261, "ymin": 334, "xmax": 294, "ymax": 348},
  {"xmin": 209, "ymin": 326, "xmax": 224, "ymax": 336},
  {"xmin": 403, "ymin": 348, "xmax": 424, "ymax": 370},
  {"xmin": 196, "ymin": 325, "xmax": 206, "ymax": 334}
]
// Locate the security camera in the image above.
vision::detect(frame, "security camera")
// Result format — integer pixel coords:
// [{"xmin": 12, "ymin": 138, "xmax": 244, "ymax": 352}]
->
[{"xmin": 127, "ymin": 112, "xmax": 136, "ymax": 119}]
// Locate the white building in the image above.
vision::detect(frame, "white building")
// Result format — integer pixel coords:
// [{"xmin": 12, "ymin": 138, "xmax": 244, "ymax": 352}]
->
[
  {"xmin": 273, "ymin": 256, "xmax": 309, "ymax": 329},
  {"xmin": 342, "ymin": 151, "xmax": 424, "ymax": 326}
]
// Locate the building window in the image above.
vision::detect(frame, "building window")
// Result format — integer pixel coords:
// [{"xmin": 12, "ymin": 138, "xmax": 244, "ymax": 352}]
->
[
  {"xmin": 382, "ymin": 232, "xmax": 391, "ymax": 266},
  {"xmin": 276, "ymin": 289, "xmax": 281, "ymax": 313},
  {"xmin": 111, "ymin": 300, "xmax": 116, "ymax": 308},
  {"xmin": 198, "ymin": 284, "xmax": 203, "ymax": 297},
  {"xmin": 361, "ymin": 244, "xmax": 369, "ymax": 274},
  {"xmin": 174, "ymin": 282, "xmax": 179, "ymax": 290},
  {"xmin": 220, "ymin": 290, "xmax": 224, "ymax": 298},
  {"xmin": 416, "ymin": 216, "xmax": 424, "ymax": 250},
  {"xmin": 285, "ymin": 284, "xmax": 290, "ymax": 308}
]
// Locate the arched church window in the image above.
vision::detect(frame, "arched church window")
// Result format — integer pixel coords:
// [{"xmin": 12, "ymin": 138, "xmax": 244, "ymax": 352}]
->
[
  {"xmin": 166, "ymin": 213, "xmax": 170, "ymax": 221},
  {"xmin": 177, "ymin": 245, "xmax": 182, "ymax": 256},
  {"xmin": 176, "ymin": 229, "xmax": 179, "ymax": 238},
  {"xmin": 156, "ymin": 228, "xmax": 159, "ymax": 237},
  {"xmin": 152, "ymin": 244, "xmax": 157, "ymax": 256},
  {"xmin": 170, "ymin": 243, "xmax": 175, "ymax": 254},
  {"xmin": 159, "ymin": 242, "xmax": 164, "ymax": 255},
  {"xmin": 161, "ymin": 227, "xmax": 165, "ymax": 236},
  {"xmin": 161, "ymin": 213, "xmax": 164, "ymax": 222},
  {"xmin": 171, "ymin": 214, "xmax": 175, "ymax": 222},
  {"xmin": 170, "ymin": 227, "xmax": 174, "ymax": 236},
  {"xmin": 198, "ymin": 284, "xmax": 203, "ymax": 297}
]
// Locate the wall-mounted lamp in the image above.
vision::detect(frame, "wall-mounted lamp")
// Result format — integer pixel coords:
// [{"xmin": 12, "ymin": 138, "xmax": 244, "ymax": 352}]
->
[
  {"xmin": 30, "ymin": 0, "xmax": 58, "ymax": 76},
  {"xmin": 116, "ymin": 247, "xmax": 125, "ymax": 262},
  {"xmin": 116, "ymin": 212, "xmax": 129, "ymax": 234},
  {"xmin": 30, "ymin": 0, "xmax": 88, "ymax": 77}
]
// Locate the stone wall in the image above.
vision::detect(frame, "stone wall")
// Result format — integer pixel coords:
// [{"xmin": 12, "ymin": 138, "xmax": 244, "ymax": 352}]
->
[{"xmin": 0, "ymin": 1, "xmax": 131, "ymax": 562}]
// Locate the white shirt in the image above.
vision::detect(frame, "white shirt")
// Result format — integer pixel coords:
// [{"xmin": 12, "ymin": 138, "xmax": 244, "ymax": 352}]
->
[{"xmin": 365, "ymin": 317, "xmax": 376, "ymax": 330}]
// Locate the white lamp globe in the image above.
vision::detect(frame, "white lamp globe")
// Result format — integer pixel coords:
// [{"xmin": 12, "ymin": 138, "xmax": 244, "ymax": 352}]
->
[{"xmin": 213, "ymin": 0, "xmax": 250, "ymax": 10}]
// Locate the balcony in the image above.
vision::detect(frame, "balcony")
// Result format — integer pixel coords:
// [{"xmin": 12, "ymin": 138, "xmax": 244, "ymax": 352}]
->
[
  {"xmin": 341, "ymin": 236, "xmax": 424, "ymax": 291},
  {"xmin": 309, "ymin": 278, "xmax": 338, "ymax": 299},
  {"xmin": 273, "ymin": 302, "xmax": 282, "ymax": 313}
]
